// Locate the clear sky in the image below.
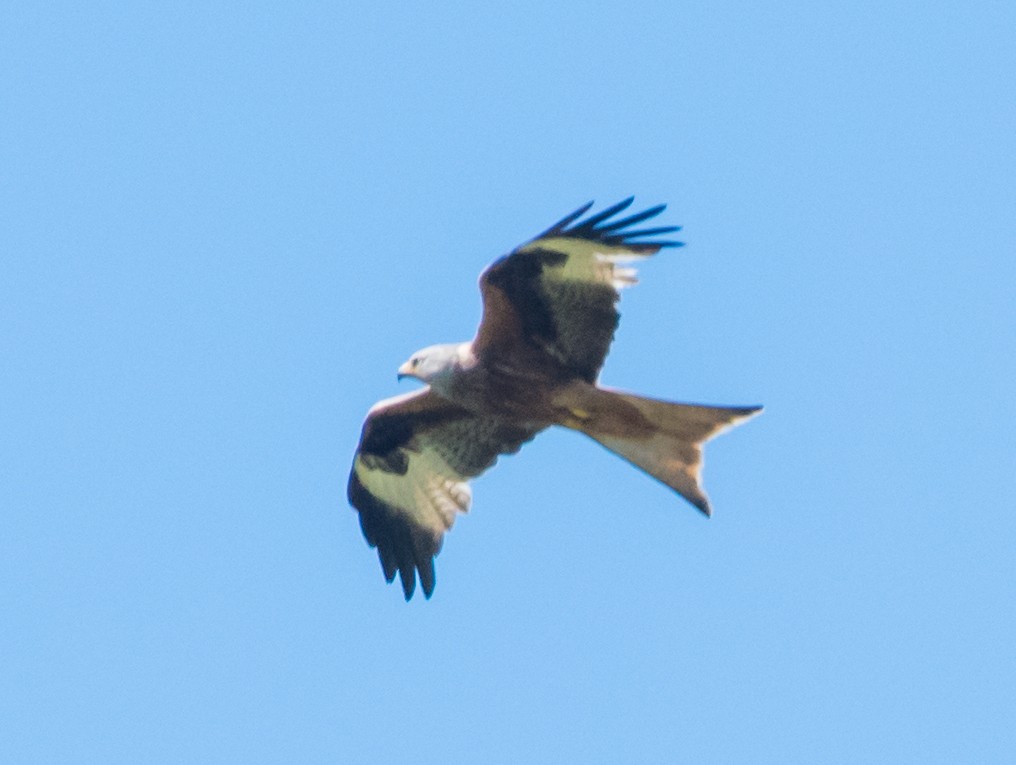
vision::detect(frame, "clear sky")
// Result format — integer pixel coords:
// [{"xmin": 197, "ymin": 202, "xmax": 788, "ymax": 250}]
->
[{"xmin": 3, "ymin": 2, "xmax": 1014, "ymax": 763}]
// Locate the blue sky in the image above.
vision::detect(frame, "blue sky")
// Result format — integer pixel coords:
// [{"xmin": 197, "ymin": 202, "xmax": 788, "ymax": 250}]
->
[{"xmin": 3, "ymin": 1, "xmax": 1014, "ymax": 762}]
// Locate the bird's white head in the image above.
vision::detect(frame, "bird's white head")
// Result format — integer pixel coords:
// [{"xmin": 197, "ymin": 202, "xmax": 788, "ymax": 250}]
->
[{"xmin": 397, "ymin": 343, "xmax": 467, "ymax": 391}]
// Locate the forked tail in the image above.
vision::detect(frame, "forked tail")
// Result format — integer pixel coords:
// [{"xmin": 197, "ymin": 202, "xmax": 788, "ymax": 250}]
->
[{"xmin": 554, "ymin": 384, "xmax": 762, "ymax": 515}]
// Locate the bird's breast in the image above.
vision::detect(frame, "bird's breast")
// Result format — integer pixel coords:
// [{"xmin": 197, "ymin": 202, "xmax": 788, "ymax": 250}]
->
[{"xmin": 446, "ymin": 362, "xmax": 561, "ymax": 424}]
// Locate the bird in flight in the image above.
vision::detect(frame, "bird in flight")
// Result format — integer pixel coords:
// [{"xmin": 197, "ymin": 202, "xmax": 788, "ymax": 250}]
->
[{"xmin": 348, "ymin": 198, "xmax": 761, "ymax": 599}]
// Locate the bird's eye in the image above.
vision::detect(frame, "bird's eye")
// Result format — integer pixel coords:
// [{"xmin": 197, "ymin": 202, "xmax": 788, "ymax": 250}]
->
[{"xmin": 412, "ymin": 358, "xmax": 419, "ymax": 367}]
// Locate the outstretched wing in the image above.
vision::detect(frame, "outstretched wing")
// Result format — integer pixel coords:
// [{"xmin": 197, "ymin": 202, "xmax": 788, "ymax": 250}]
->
[
  {"xmin": 474, "ymin": 198, "xmax": 682, "ymax": 383},
  {"xmin": 348, "ymin": 389, "xmax": 541, "ymax": 600}
]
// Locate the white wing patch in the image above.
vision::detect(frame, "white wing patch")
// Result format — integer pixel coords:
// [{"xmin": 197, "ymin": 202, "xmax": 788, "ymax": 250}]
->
[
  {"xmin": 519, "ymin": 236, "xmax": 651, "ymax": 290},
  {"xmin": 353, "ymin": 443, "xmax": 472, "ymax": 534}
]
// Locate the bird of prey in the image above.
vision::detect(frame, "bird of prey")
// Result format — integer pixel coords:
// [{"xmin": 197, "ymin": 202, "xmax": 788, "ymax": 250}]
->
[{"xmin": 348, "ymin": 198, "xmax": 761, "ymax": 600}]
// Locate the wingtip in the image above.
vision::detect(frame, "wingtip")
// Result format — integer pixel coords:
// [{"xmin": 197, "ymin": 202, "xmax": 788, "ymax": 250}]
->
[
  {"xmin": 578, "ymin": 197, "xmax": 637, "ymax": 229},
  {"xmin": 544, "ymin": 198, "xmax": 681, "ymax": 249},
  {"xmin": 400, "ymin": 577, "xmax": 415, "ymax": 601},
  {"xmin": 624, "ymin": 225, "xmax": 682, "ymax": 238},
  {"xmin": 399, "ymin": 565, "xmax": 436, "ymax": 600},
  {"xmin": 418, "ymin": 560, "xmax": 436, "ymax": 599},
  {"xmin": 536, "ymin": 200, "xmax": 596, "ymax": 239}
]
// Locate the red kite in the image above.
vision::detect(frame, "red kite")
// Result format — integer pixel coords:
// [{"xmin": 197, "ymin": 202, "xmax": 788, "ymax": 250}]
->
[{"xmin": 348, "ymin": 199, "xmax": 761, "ymax": 599}]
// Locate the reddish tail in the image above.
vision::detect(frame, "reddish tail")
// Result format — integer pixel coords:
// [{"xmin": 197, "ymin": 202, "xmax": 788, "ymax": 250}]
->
[{"xmin": 555, "ymin": 384, "xmax": 761, "ymax": 515}]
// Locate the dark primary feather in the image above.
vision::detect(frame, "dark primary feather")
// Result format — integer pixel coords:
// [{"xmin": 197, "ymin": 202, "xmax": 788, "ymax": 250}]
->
[
  {"xmin": 570, "ymin": 196, "xmax": 636, "ymax": 229},
  {"xmin": 349, "ymin": 470, "xmax": 440, "ymax": 599},
  {"xmin": 536, "ymin": 197, "xmax": 684, "ymax": 251},
  {"xmin": 533, "ymin": 200, "xmax": 595, "ymax": 239},
  {"xmin": 596, "ymin": 203, "xmax": 666, "ymax": 232}
]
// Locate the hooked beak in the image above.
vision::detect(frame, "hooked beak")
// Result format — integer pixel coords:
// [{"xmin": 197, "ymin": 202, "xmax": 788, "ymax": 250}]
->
[{"xmin": 397, "ymin": 361, "xmax": 413, "ymax": 381}]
